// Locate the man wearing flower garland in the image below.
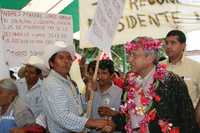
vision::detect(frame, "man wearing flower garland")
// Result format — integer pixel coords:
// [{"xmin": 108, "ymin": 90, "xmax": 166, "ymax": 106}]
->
[{"xmin": 111, "ymin": 37, "xmax": 199, "ymax": 133}]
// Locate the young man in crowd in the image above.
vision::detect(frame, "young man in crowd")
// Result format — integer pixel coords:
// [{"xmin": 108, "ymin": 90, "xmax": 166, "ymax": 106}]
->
[
  {"xmin": 162, "ymin": 30, "xmax": 200, "ymax": 108},
  {"xmin": 91, "ymin": 60, "xmax": 122, "ymax": 124}
]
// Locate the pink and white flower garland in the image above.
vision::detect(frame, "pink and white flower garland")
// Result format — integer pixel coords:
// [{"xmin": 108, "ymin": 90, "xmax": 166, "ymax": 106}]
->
[
  {"xmin": 125, "ymin": 37, "xmax": 162, "ymax": 54},
  {"xmin": 120, "ymin": 64, "xmax": 179, "ymax": 133}
]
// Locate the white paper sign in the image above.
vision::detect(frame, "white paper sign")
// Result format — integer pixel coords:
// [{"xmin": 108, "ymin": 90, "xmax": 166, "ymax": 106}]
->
[
  {"xmin": 0, "ymin": 39, "xmax": 9, "ymax": 79},
  {"xmin": 86, "ymin": 0, "xmax": 125, "ymax": 52},
  {"xmin": 0, "ymin": 9, "xmax": 73, "ymax": 67},
  {"xmin": 80, "ymin": 0, "xmax": 200, "ymax": 48}
]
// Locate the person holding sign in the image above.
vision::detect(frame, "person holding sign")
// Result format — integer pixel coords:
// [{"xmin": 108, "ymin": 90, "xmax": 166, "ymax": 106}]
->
[
  {"xmin": 111, "ymin": 37, "xmax": 199, "ymax": 133},
  {"xmin": 41, "ymin": 41, "xmax": 115, "ymax": 133}
]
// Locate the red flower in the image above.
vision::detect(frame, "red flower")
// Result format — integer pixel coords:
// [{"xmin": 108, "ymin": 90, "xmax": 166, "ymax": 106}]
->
[
  {"xmin": 112, "ymin": 77, "xmax": 124, "ymax": 89},
  {"xmin": 121, "ymin": 62, "xmax": 168, "ymax": 133},
  {"xmin": 127, "ymin": 91, "xmax": 134, "ymax": 99},
  {"xmin": 170, "ymin": 128, "xmax": 180, "ymax": 133},
  {"xmin": 159, "ymin": 123, "xmax": 169, "ymax": 133},
  {"xmin": 140, "ymin": 95, "xmax": 151, "ymax": 105},
  {"xmin": 147, "ymin": 109, "xmax": 157, "ymax": 121},
  {"xmin": 125, "ymin": 37, "xmax": 162, "ymax": 53},
  {"xmin": 125, "ymin": 120, "xmax": 133, "ymax": 133},
  {"xmin": 139, "ymin": 123, "xmax": 148, "ymax": 133},
  {"xmin": 153, "ymin": 64, "xmax": 167, "ymax": 80},
  {"xmin": 159, "ymin": 120, "xmax": 173, "ymax": 133},
  {"xmin": 154, "ymin": 95, "xmax": 161, "ymax": 102},
  {"xmin": 159, "ymin": 63, "xmax": 167, "ymax": 69}
]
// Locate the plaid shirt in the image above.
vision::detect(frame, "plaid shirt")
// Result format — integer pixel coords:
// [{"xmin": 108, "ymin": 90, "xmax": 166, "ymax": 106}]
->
[
  {"xmin": 41, "ymin": 70, "xmax": 88, "ymax": 133},
  {"xmin": 16, "ymin": 78, "xmax": 43, "ymax": 118}
]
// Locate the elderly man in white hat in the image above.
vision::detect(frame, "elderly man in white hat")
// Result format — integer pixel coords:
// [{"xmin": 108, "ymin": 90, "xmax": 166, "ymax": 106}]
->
[
  {"xmin": 41, "ymin": 41, "xmax": 114, "ymax": 133},
  {"xmin": 15, "ymin": 56, "xmax": 48, "ymax": 118}
]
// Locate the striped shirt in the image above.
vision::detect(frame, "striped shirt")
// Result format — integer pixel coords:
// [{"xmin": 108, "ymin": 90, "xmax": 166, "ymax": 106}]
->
[
  {"xmin": 41, "ymin": 70, "xmax": 88, "ymax": 133},
  {"xmin": 16, "ymin": 78, "xmax": 43, "ymax": 118}
]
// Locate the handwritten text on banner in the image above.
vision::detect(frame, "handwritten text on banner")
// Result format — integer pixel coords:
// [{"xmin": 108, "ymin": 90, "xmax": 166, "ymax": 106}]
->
[{"xmin": 0, "ymin": 9, "xmax": 73, "ymax": 67}]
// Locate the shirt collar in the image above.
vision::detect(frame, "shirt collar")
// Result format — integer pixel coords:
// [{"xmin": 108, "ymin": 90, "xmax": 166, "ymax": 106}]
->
[
  {"xmin": 143, "ymin": 67, "xmax": 156, "ymax": 81},
  {"xmin": 50, "ymin": 70, "xmax": 70, "ymax": 83},
  {"xmin": 136, "ymin": 67, "xmax": 155, "ymax": 87},
  {"xmin": 31, "ymin": 79, "xmax": 42, "ymax": 91},
  {"xmin": 18, "ymin": 78, "xmax": 42, "ymax": 91},
  {"xmin": 166, "ymin": 54, "xmax": 186, "ymax": 65},
  {"xmin": 97, "ymin": 83, "xmax": 115, "ymax": 95}
]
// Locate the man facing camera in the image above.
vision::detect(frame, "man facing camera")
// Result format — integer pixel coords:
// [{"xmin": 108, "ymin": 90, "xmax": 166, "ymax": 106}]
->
[{"xmin": 41, "ymin": 41, "xmax": 115, "ymax": 133}]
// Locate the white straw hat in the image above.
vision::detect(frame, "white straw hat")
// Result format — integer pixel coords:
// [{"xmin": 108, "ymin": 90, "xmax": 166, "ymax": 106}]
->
[
  {"xmin": 43, "ymin": 41, "xmax": 75, "ymax": 69},
  {"xmin": 25, "ymin": 56, "xmax": 49, "ymax": 77}
]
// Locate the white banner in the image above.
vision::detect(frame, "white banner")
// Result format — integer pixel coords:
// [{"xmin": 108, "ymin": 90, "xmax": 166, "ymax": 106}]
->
[
  {"xmin": 0, "ymin": 39, "xmax": 9, "ymax": 79},
  {"xmin": 87, "ymin": 0, "xmax": 125, "ymax": 53},
  {"xmin": 80, "ymin": 0, "xmax": 200, "ymax": 48},
  {"xmin": 0, "ymin": 9, "xmax": 73, "ymax": 67}
]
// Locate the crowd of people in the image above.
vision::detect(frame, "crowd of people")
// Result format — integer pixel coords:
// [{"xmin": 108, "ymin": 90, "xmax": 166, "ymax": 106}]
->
[{"xmin": 0, "ymin": 30, "xmax": 200, "ymax": 133}]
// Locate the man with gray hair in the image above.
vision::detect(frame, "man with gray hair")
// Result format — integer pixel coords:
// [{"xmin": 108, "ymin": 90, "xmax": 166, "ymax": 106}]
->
[
  {"xmin": 110, "ymin": 37, "xmax": 199, "ymax": 133},
  {"xmin": 0, "ymin": 78, "xmax": 35, "ymax": 132}
]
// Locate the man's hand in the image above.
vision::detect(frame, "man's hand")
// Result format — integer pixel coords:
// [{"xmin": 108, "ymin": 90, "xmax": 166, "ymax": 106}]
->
[
  {"xmin": 98, "ymin": 106, "xmax": 119, "ymax": 117},
  {"xmin": 85, "ymin": 119, "xmax": 107, "ymax": 129},
  {"xmin": 85, "ymin": 79, "xmax": 97, "ymax": 101},
  {"xmin": 86, "ymin": 118, "xmax": 115, "ymax": 130},
  {"xmin": 10, "ymin": 128, "xmax": 26, "ymax": 133},
  {"xmin": 86, "ymin": 79, "xmax": 97, "ymax": 91},
  {"xmin": 101, "ymin": 119, "xmax": 116, "ymax": 133}
]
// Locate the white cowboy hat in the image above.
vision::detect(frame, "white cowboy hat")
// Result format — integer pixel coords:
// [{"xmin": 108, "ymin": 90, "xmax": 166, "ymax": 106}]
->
[
  {"xmin": 43, "ymin": 41, "xmax": 76, "ymax": 69},
  {"xmin": 25, "ymin": 56, "xmax": 49, "ymax": 77}
]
